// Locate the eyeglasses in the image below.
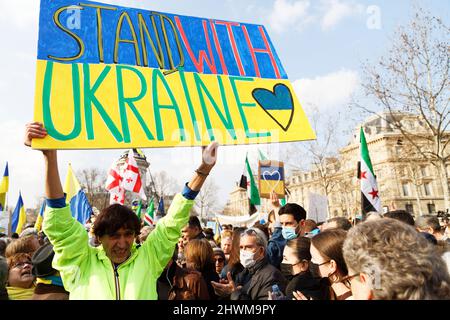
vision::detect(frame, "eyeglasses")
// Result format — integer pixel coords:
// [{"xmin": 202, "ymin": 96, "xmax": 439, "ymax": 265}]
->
[
  {"xmin": 13, "ymin": 261, "xmax": 32, "ymax": 269},
  {"xmin": 215, "ymin": 258, "xmax": 224, "ymax": 263},
  {"xmin": 311, "ymin": 260, "xmax": 330, "ymax": 266}
]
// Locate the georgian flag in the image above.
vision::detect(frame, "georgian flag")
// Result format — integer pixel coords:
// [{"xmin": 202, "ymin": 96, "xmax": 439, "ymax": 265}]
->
[
  {"xmin": 360, "ymin": 127, "xmax": 381, "ymax": 214},
  {"xmin": 105, "ymin": 161, "xmax": 125, "ymax": 205},
  {"xmin": 122, "ymin": 150, "xmax": 147, "ymax": 201}
]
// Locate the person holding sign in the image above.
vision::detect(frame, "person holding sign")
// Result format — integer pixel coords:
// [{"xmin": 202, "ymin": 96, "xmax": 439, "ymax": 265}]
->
[{"xmin": 24, "ymin": 122, "xmax": 218, "ymax": 300}]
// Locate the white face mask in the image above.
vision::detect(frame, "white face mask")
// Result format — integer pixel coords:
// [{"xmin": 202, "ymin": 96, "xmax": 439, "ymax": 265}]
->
[{"xmin": 240, "ymin": 250, "xmax": 256, "ymax": 268}]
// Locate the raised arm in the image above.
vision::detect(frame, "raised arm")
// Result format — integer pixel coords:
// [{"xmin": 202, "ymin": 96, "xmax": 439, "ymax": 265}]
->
[
  {"xmin": 24, "ymin": 122, "xmax": 63, "ymax": 199},
  {"xmin": 144, "ymin": 142, "xmax": 219, "ymax": 277}
]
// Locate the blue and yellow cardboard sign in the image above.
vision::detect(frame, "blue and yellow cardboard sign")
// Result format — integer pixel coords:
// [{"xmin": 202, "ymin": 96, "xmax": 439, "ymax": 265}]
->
[
  {"xmin": 33, "ymin": 0, "xmax": 315, "ymax": 149},
  {"xmin": 259, "ymin": 160, "xmax": 285, "ymax": 199}
]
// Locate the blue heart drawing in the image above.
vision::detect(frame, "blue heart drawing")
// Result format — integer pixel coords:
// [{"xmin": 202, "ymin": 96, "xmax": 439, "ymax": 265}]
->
[{"xmin": 252, "ymin": 83, "xmax": 295, "ymax": 131}]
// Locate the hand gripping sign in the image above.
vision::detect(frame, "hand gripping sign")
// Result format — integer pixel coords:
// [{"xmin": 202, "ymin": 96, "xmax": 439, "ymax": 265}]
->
[{"xmin": 33, "ymin": 0, "xmax": 315, "ymax": 149}]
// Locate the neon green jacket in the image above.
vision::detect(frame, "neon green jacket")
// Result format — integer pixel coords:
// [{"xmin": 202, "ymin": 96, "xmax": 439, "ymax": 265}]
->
[{"xmin": 43, "ymin": 193, "xmax": 192, "ymax": 300}]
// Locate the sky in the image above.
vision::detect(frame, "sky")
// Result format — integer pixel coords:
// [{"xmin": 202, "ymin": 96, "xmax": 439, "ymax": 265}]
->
[{"xmin": 0, "ymin": 0, "xmax": 449, "ymax": 211}]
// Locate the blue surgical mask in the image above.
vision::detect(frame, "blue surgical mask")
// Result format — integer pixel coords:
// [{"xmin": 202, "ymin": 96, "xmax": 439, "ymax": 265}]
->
[{"xmin": 282, "ymin": 226, "xmax": 298, "ymax": 240}]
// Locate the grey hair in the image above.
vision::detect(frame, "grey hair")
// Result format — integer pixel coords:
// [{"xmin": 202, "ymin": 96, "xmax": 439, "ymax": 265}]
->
[
  {"xmin": 343, "ymin": 218, "xmax": 450, "ymax": 300},
  {"xmin": 241, "ymin": 227, "xmax": 268, "ymax": 249},
  {"xmin": 415, "ymin": 215, "xmax": 441, "ymax": 232}
]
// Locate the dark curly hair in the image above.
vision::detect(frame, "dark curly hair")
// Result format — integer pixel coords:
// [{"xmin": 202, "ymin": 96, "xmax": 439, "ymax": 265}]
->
[{"xmin": 93, "ymin": 204, "xmax": 141, "ymax": 238}]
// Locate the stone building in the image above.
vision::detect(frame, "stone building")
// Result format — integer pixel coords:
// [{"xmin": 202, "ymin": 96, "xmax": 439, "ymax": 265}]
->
[
  {"xmin": 223, "ymin": 113, "xmax": 450, "ymax": 220},
  {"xmin": 287, "ymin": 112, "xmax": 450, "ymax": 218}
]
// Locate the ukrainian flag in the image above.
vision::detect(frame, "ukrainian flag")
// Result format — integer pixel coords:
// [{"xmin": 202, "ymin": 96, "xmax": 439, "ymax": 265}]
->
[
  {"xmin": 11, "ymin": 192, "xmax": 26, "ymax": 234},
  {"xmin": 34, "ymin": 201, "xmax": 46, "ymax": 231},
  {"xmin": 64, "ymin": 164, "xmax": 93, "ymax": 225},
  {"xmin": 0, "ymin": 162, "xmax": 9, "ymax": 211}
]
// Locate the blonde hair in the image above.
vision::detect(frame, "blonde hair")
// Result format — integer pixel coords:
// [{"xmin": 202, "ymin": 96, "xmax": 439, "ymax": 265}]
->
[{"xmin": 343, "ymin": 219, "xmax": 450, "ymax": 300}]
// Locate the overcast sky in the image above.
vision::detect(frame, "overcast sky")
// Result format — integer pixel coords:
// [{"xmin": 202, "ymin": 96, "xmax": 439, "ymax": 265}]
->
[{"xmin": 0, "ymin": 0, "xmax": 448, "ymax": 210}]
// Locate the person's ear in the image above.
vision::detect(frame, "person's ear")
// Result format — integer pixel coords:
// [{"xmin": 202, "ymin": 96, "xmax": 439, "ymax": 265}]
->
[
  {"xmin": 329, "ymin": 259, "xmax": 337, "ymax": 274},
  {"xmin": 359, "ymin": 272, "xmax": 374, "ymax": 300},
  {"xmin": 300, "ymin": 260, "xmax": 309, "ymax": 272}
]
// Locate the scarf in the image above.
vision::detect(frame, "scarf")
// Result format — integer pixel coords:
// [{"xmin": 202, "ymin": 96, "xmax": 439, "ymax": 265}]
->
[{"xmin": 6, "ymin": 286, "xmax": 35, "ymax": 300}]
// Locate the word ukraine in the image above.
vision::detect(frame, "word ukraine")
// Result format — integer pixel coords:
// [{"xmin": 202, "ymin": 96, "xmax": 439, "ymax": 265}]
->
[{"xmin": 33, "ymin": 0, "xmax": 315, "ymax": 149}]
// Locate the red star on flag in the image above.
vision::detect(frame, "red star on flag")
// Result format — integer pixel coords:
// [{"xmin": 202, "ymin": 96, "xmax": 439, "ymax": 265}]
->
[
  {"xmin": 368, "ymin": 188, "xmax": 379, "ymax": 199},
  {"xmin": 360, "ymin": 171, "xmax": 367, "ymax": 179},
  {"xmin": 113, "ymin": 195, "xmax": 118, "ymax": 201}
]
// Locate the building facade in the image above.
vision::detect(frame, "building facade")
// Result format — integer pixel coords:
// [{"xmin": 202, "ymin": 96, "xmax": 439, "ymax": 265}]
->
[
  {"xmin": 287, "ymin": 113, "xmax": 450, "ymax": 219},
  {"xmin": 223, "ymin": 113, "xmax": 450, "ymax": 220}
]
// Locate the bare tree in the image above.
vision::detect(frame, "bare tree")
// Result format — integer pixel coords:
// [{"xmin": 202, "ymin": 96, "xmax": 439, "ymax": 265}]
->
[
  {"xmin": 77, "ymin": 168, "xmax": 108, "ymax": 209},
  {"xmin": 284, "ymin": 106, "xmax": 343, "ymax": 216},
  {"xmin": 147, "ymin": 170, "xmax": 179, "ymax": 198},
  {"xmin": 195, "ymin": 179, "xmax": 220, "ymax": 225},
  {"xmin": 355, "ymin": 8, "xmax": 450, "ymax": 210}
]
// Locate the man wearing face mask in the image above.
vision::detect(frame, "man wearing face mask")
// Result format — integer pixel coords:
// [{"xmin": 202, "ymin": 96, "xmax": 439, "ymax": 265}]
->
[
  {"xmin": 211, "ymin": 228, "xmax": 286, "ymax": 300},
  {"xmin": 266, "ymin": 192, "xmax": 307, "ymax": 269}
]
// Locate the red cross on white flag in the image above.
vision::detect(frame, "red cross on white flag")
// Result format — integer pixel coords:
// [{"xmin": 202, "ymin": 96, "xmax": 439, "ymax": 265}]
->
[
  {"xmin": 105, "ymin": 161, "xmax": 125, "ymax": 205},
  {"xmin": 122, "ymin": 149, "xmax": 147, "ymax": 200}
]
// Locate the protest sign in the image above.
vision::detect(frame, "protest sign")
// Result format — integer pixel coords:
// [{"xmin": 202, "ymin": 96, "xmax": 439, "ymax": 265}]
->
[
  {"xmin": 33, "ymin": 0, "xmax": 315, "ymax": 149},
  {"xmin": 258, "ymin": 160, "xmax": 285, "ymax": 199}
]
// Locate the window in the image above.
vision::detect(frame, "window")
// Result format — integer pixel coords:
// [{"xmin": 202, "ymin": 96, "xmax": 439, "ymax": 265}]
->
[
  {"xmin": 427, "ymin": 203, "xmax": 436, "ymax": 214},
  {"xmin": 424, "ymin": 183, "xmax": 432, "ymax": 196},
  {"xmin": 402, "ymin": 183, "xmax": 410, "ymax": 196},
  {"xmin": 405, "ymin": 204, "xmax": 414, "ymax": 214},
  {"xmin": 421, "ymin": 166, "xmax": 427, "ymax": 177}
]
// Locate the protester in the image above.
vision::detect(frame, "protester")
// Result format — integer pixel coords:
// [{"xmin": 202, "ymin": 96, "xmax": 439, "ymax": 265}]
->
[
  {"xmin": 24, "ymin": 122, "xmax": 218, "ymax": 299},
  {"xmin": 6, "ymin": 253, "xmax": 35, "ymax": 300},
  {"xmin": 220, "ymin": 227, "xmax": 245, "ymax": 280},
  {"xmin": 384, "ymin": 210, "xmax": 415, "ymax": 226},
  {"xmin": 138, "ymin": 225, "xmax": 154, "ymax": 244},
  {"xmin": 184, "ymin": 238, "xmax": 219, "ymax": 300},
  {"xmin": 5, "ymin": 235, "xmax": 41, "ymax": 258},
  {"xmin": 213, "ymin": 247, "xmax": 226, "ymax": 276},
  {"xmin": 416, "ymin": 215, "xmax": 446, "ymax": 242},
  {"xmin": 211, "ymin": 228, "xmax": 287, "ymax": 300},
  {"xmin": 343, "ymin": 218, "xmax": 450, "ymax": 299},
  {"xmin": 31, "ymin": 242, "xmax": 69, "ymax": 300},
  {"xmin": 267, "ymin": 210, "xmax": 276, "ymax": 237},
  {"xmin": 220, "ymin": 234, "xmax": 232, "ymax": 262},
  {"xmin": 304, "ymin": 219, "xmax": 318, "ymax": 234},
  {"xmin": 157, "ymin": 247, "xmax": 210, "ymax": 300},
  {"xmin": 0, "ymin": 237, "xmax": 12, "ymax": 257},
  {"xmin": 309, "ymin": 229, "xmax": 352, "ymax": 300},
  {"xmin": 181, "ymin": 216, "xmax": 205, "ymax": 243},
  {"xmin": 267, "ymin": 192, "xmax": 307, "ymax": 269},
  {"xmin": 0, "ymin": 256, "xmax": 8, "ymax": 300},
  {"xmin": 322, "ymin": 217, "xmax": 352, "ymax": 231},
  {"xmin": 203, "ymin": 228, "xmax": 215, "ymax": 241},
  {"xmin": 364, "ymin": 211, "xmax": 383, "ymax": 221},
  {"xmin": 279, "ymin": 237, "xmax": 328, "ymax": 300}
]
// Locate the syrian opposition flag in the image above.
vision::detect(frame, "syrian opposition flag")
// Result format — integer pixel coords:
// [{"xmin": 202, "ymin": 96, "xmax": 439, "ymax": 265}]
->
[
  {"xmin": 360, "ymin": 127, "xmax": 381, "ymax": 214},
  {"xmin": 122, "ymin": 150, "xmax": 147, "ymax": 201},
  {"xmin": 105, "ymin": 160, "xmax": 125, "ymax": 205}
]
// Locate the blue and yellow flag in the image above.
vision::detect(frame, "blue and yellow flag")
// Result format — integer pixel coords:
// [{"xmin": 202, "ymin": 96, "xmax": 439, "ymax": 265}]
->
[
  {"xmin": 0, "ymin": 162, "xmax": 9, "ymax": 211},
  {"xmin": 64, "ymin": 164, "xmax": 93, "ymax": 225},
  {"xmin": 34, "ymin": 201, "xmax": 46, "ymax": 231},
  {"xmin": 11, "ymin": 192, "xmax": 26, "ymax": 234}
]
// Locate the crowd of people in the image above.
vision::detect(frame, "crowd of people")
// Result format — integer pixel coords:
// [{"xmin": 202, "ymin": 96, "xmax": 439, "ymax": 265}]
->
[{"xmin": 0, "ymin": 122, "xmax": 449, "ymax": 300}]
